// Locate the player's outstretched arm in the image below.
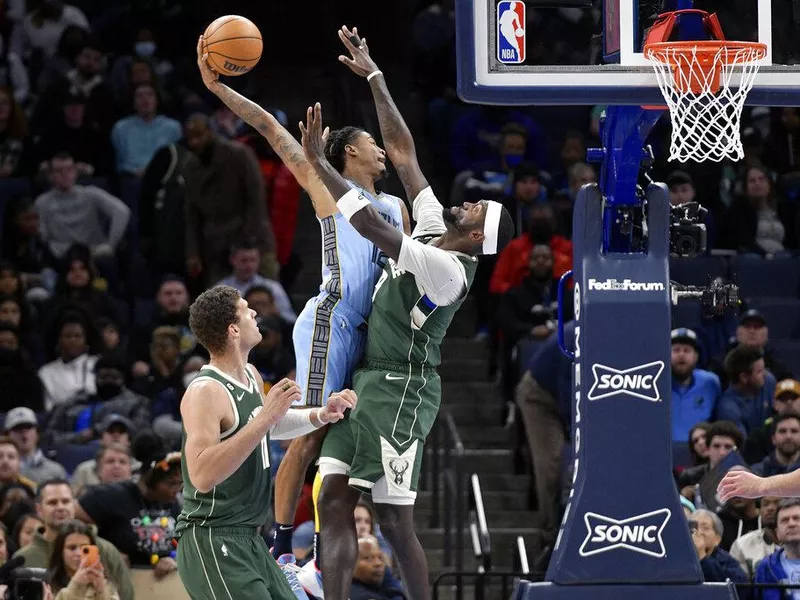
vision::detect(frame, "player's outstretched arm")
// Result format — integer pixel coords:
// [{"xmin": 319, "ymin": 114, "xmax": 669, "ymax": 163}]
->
[
  {"xmin": 719, "ymin": 467, "xmax": 800, "ymax": 501},
  {"xmin": 182, "ymin": 378, "xmax": 300, "ymax": 492},
  {"xmin": 249, "ymin": 366, "xmax": 357, "ymax": 438},
  {"xmin": 301, "ymin": 102, "xmax": 405, "ymax": 261},
  {"xmin": 196, "ymin": 37, "xmax": 337, "ymax": 218},
  {"xmin": 337, "ymin": 26, "xmax": 429, "ymax": 201}
]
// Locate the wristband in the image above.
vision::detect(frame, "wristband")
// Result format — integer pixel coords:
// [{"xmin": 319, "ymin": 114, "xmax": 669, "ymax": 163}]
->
[
  {"xmin": 367, "ymin": 70, "xmax": 383, "ymax": 82},
  {"xmin": 337, "ymin": 188, "xmax": 371, "ymax": 221},
  {"xmin": 315, "ymin": 407, "xmax": 328, "ymax": 426}
]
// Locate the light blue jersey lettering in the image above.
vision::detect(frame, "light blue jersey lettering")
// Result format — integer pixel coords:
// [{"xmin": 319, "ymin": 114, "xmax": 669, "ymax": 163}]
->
[{"xmin": 317, "ymin": 185, "xmax": 404, "ymax": 319}]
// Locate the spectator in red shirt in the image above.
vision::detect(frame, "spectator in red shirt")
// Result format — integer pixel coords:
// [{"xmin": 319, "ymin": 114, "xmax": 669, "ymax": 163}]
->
[{"xmin": 490, "ymin": 203, "xmax": 572, "ymax": 295}]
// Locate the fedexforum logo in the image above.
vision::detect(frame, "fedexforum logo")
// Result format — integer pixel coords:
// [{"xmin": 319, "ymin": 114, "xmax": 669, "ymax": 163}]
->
[
  {"xmin": 588, "ymin": 361, "xmax": 665, "ymax": 402},
  {"xmin": 579, "ymin": 509, "xmax": 671, "ymax": 557},
  {"xmin": 587, "ymin": 278, "xmax": 665, "ymax": 292}
]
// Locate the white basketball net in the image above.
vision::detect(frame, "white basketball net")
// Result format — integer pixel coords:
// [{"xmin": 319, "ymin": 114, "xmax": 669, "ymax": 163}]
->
[{"xmin": 645, "ymin": 43, "xmax": 767, "ymax": 163}]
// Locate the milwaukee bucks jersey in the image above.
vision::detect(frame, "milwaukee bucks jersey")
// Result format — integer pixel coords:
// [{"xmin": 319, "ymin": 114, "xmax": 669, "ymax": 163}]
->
[
  {"xmin": 364, "ymin": 238, "xmax": 478, "ymax": 368},
  {"xmin": 177, "ymin": 364, "xmax": 271, "ymax": 533}
]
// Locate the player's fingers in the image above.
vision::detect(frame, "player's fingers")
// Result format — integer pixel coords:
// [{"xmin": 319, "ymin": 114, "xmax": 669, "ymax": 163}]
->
[
  {"xmin": 314, "ymin": 102, "xmax": 323, "ymax": 130},
  {"xmin": 298, "ymin": 121, "xmax": 307, "ymax": 139},
  {"xmin": 322, "ymin": 126, "xmax": 330, "ymax": 143},
  {"xmin": 339, "ymin": 28, "xmax": 360, "ymax": 53}
]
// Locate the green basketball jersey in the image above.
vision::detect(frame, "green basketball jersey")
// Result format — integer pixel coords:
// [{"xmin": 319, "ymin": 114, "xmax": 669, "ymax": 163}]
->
[
  {"xmin": 364, "ymin": 238, "xmax": 478, "ymax": 368},
  {"xmin": 177, "ymin": 364, "xmax": 271, "ymax": 534}
]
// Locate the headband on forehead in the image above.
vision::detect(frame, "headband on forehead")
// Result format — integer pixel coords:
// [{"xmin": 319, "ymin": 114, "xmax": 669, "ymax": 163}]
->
[{"xmin": 482, "ymin": 201, "xmax": 503, "ymax": 255}]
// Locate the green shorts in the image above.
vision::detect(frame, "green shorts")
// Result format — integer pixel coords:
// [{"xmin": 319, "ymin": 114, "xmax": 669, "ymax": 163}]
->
[
  {"xmin": 177, "ymin": 525, "xmax": 296, "ymax": 600},
  {"xmin": 319, "ymin": 362, "xmax": 441, "ymax": 505}
]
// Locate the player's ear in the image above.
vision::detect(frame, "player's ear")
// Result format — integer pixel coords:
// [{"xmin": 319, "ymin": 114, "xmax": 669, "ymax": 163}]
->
[
  {"xmin": 344, "ymin": 143, "xmax": 358, "ymax": 158},
  {"xmin": 469, "ymin": 229, "xmax": 485, "ymax": 244}
]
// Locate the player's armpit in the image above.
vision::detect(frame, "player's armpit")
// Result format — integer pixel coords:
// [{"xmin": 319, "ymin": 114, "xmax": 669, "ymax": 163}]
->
[
  {"xmin": 305, "ymin": 171, "xmax": 339, "ymax": 219},
  {"xmin": 400, "ymin": 200, "xmax": 412, "ymax": 235},
  {"xmin": 397, "ymin": 237, "xmax": 468, "ymax": 306},
  {"xmin": 349, "ymin": 205, "xmax": 404, "ymax": 262}
]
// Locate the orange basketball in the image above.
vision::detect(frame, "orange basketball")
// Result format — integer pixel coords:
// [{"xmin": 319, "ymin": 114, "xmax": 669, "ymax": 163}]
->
[{"xmin": 202, "ymin": 15, "xmax": 262, "ymax": 76}]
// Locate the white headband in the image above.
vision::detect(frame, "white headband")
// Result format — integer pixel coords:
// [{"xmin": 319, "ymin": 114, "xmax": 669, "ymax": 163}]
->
[{"xmin": 482, "ymin": 201, "xmax": 503, "ymax": 255}]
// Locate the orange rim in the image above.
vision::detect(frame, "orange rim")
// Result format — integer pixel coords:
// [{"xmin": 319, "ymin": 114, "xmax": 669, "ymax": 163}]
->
[
  {"xmin": 644, "ymin": 41, "xmax": 767, "ymax": 95},
  {"xmin": 644, "ymin": 41, "xmax": 768, "ymax": 65}
]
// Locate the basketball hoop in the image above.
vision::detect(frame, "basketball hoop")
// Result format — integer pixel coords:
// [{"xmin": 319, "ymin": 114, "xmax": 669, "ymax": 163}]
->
[{"xmin": 644, "ymin": 41, "xmax": 767, "ymax": 163}]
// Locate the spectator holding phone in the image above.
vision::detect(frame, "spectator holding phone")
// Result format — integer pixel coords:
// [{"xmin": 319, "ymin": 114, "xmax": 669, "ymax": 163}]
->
[{"xmin": 48, "ymin": 520, "xmax": 119, "ymax": 599}]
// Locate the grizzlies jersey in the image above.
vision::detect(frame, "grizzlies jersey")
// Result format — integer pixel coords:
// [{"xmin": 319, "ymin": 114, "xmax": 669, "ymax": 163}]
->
[
  {"xmin": 365, "ymin": 236, "xmax": 479, "ymax": 368},
  {"xmin": 317, "ymin": 184, "xmax": 404, "ymax": 319},
  {"xmin": 177, "ymin": 365, "xmax": 270, "ymax": 533}
]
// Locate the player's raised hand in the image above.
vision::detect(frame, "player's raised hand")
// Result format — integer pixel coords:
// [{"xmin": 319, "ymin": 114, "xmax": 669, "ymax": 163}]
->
[
  {"xmin": 337, "ymin": 25, "xmax": 379, "ymax": 78},
  {"xmin": 299, "ymin": 102, "xmax": 327, "ymax": 164},
  {"xmin": 717, "ymin": 469, "xmax": 766, "ymax": 503},
  {"xmin": 321, "ymin": 389, "xmax": 358, "ymax": 423},
  {"xmin": 196, "ymin": 35, "xmax": 220, "ymax": 91},
  {"xmin": 262, "ymin": 378, "xmax": 302, "ymax": 423}
]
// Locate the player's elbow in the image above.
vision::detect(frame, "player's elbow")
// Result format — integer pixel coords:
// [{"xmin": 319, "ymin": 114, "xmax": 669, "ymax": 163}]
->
[
  {"xmin": 191, "ymin": 475, "xmax": 214, "ymax": 494},
  {"xmin": 186, "ymin": 460, "xmax": 214, "ymax": 493}
]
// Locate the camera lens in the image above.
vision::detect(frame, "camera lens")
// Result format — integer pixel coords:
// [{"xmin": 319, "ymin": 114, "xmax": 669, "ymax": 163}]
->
[{"xmin": 674, "ymin": 234, "xmax": 698, "ymax": 256}]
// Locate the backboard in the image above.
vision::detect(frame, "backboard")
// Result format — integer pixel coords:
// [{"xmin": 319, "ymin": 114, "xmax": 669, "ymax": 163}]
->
[{"xmin": 457, "ymin": 0, "xmax": 800, "ymax": 106}]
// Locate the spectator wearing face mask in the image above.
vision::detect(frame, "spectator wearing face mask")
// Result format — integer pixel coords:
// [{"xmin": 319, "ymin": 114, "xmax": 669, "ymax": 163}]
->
[
  {"xmin": 45, "ymin": 354, "xmax": 150, "ymax": 447},
  {"xmin": 110, "ymin": 27, "xmax": 174, "ymax": 105},
  {"xmin": 489, "ymin": 203, "xmax": 572, "ymax": 296},
  {"xmin": 5, "ymin": 408, "xmax": 66, "ymax": 485}
]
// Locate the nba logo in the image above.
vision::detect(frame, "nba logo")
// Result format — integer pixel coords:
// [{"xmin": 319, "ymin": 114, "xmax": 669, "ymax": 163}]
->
[{"xmin": 497, "ymin": 0, "xmax": 525, "ymax": 64}]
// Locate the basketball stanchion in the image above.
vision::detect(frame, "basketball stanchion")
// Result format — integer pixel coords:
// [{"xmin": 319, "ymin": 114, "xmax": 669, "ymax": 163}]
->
[{"xmin": 452, "ymin": 1, "xmax": 774, "ymax": 599}]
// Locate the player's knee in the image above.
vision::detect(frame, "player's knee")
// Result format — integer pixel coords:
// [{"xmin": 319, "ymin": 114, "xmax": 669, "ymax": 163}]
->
[
  {"xmin": 317, "ymin": 475, "xmax": 358, "ymax": 523},
  {"xmin": 374, "ymin": 505, "xmax": 405, "ymax": 541}
]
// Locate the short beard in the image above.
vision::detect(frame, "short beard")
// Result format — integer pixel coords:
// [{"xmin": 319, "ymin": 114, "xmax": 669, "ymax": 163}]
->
[{"xmin": 442, "ymin": 207, "xmax": 462, "ymax": 232}]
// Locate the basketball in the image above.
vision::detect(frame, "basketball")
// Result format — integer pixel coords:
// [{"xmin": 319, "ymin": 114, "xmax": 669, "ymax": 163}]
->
[{"xmin": 202, "ymin": 15, "xmax": 262, "ymax": 76}]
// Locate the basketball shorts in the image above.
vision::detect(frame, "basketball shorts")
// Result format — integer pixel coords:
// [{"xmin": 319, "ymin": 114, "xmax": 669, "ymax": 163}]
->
[
  {"xmin": 319, "ymin": 360, "xmax": 442, "ymax": 504},
  {"xmin": 177, "ymin": 525, "xmax": 296, "ymax": 600},
  {"xmin": 293, "ymin": 294, "xmax": 367, "ymax": 407}
]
